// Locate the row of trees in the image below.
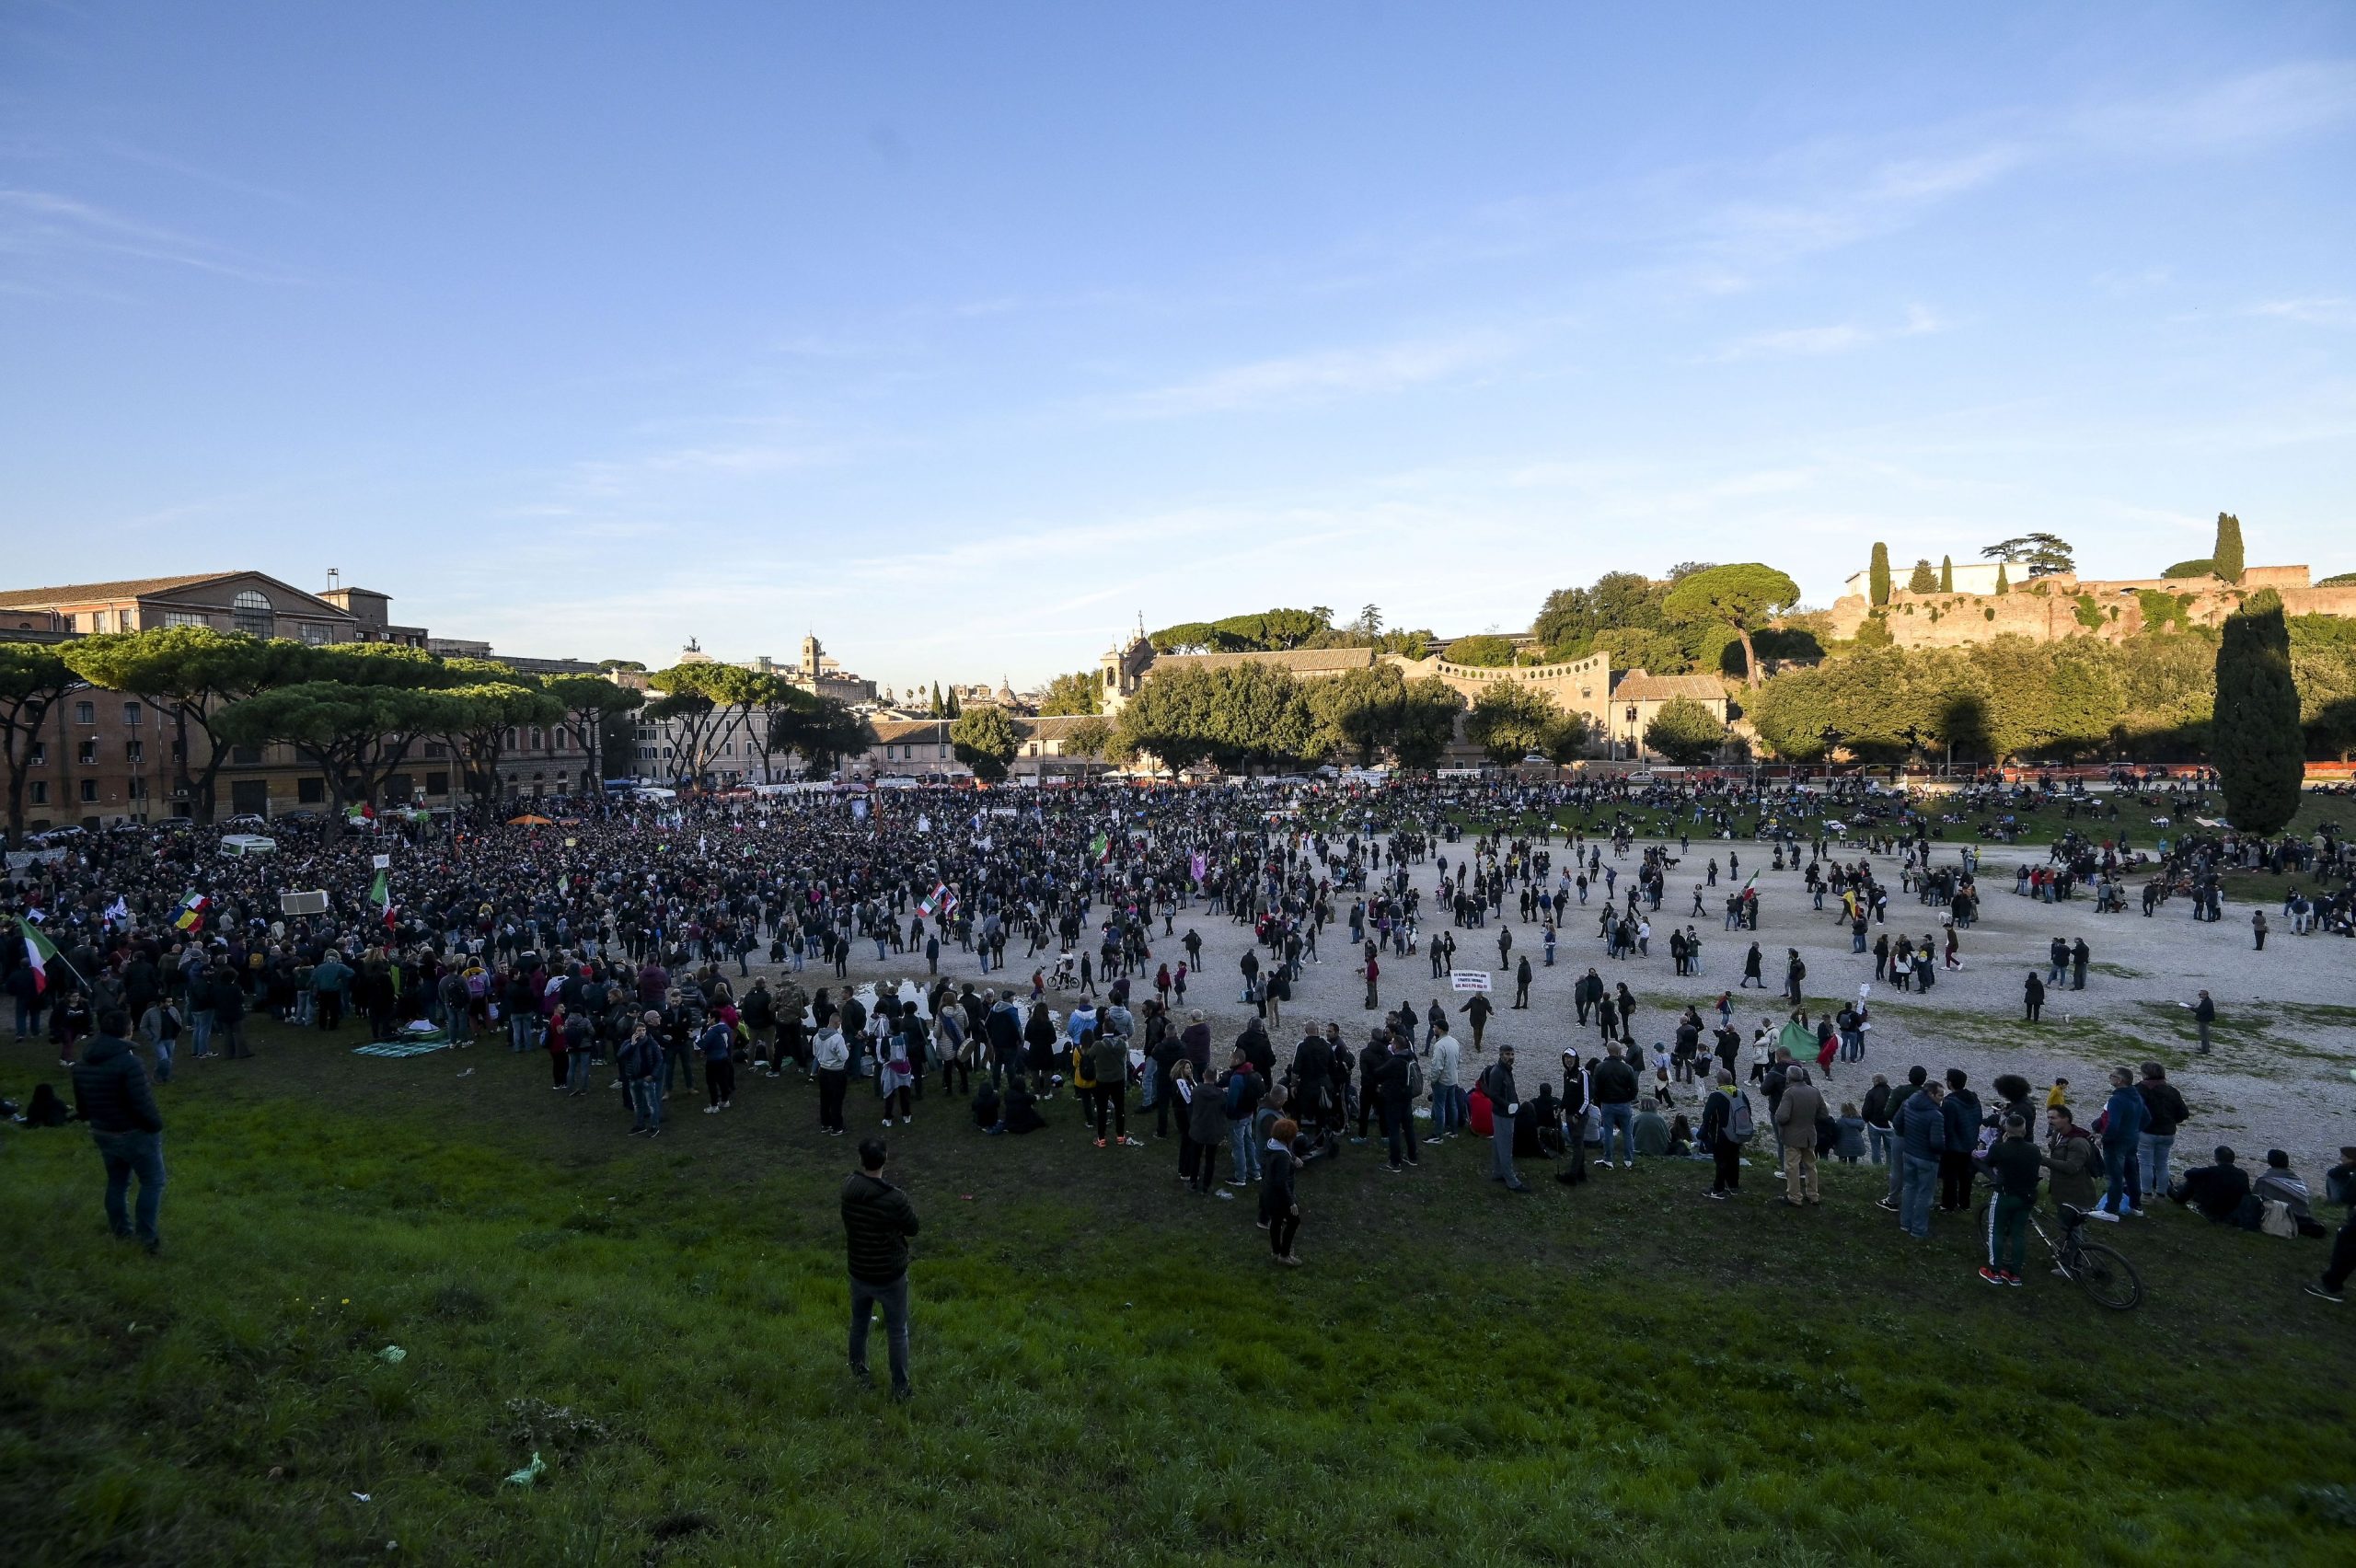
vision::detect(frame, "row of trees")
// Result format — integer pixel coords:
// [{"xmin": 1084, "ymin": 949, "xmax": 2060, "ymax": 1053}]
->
[
  {"xmin": 1107, "ymin": 662, "xmax": 1468, "ymax": 774},
  {"xmin": 1527, "ymin": 563, "xmax": 1804, "ymax": 685},
  {"xmin": 1146, "ymin": 605, "xmax": 1436, "ymax": 661},
  {"xmin": 0, "ymin": 625, "xmax": 654, "ymax": 844}
]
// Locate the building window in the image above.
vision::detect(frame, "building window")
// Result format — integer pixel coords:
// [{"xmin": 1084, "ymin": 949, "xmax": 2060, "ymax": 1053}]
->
[
  {"xmin": 231, "ymin": 744, "xmax": 264, "ymax": 766},
  {"xmin": 424, "ymin": 742, "xmax": 446, "ymax": 758},
  {"xmin": 116, "ymin": 609, "xmax": 133, "ymax": 631},
  {"xmin": 122, "ymin": 701, "xmax": 141, "ymax": 726},
  {"xmin": 77, "ymin": 739, "xmax": 98, "ymax": 765},
  {"xmin": 75, "ymin": 700, "xmax": 95, "ymax": 723},
  {"xmin": 231, "ymin": 589, "xmax": 274, "ymax": 638},
  {"xmin": 164, "ymin": 611, "xmax": 206, "ymax": 628},
  {"xmin": 27, "ymin": 742, "xmax": 44, "ymax": 766},
  {"xmin": 426, "ymin": 771, "xmax": 449, "ymax": 796},
  {"xmin": 297, "ymin": 778, "xmax": 325, "ymax": 804},
  {"xmin": 29, "ymin": 781, "xmax": 47, "ymax": 804},
  {"xmin": 129, "ymin": 776, "xmax": 147, "ymax": 799},
  {"xmin": 300, "ymin": 622, "xmax": 329, "ymax": 645},
  {"xmin": 125, "ymin": 741, "xmax": 143, "ymax": 763},
  {"xmin": 80, "ymin": 779, "xmax": 99, "ymax": 802},
  {"xmin": 503, "ymin": 728, "xmax": 516, "ymax": 748}
]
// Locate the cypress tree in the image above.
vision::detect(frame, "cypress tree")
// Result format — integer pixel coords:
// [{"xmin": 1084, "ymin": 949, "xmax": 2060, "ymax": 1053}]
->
[
  {"xmin": 1908, "ymin": 559, "xmax": 1938, "ymax": 594},
  {"xmin": 1939, "ymin": 555, "xmax": 1954, "ymax": 593},
  {"xmin": 2211, "ymin": 588, "xmax": 2303, "ymax": 834},
  {"xmin": 1869, "ymin": 542, "xmax": 1891, "ymax": 606},
  {"xmin": 946, "ymin": 686, "xmax": 962, "ymax": 718},
  {"xmin": 2212, "ymin": 512, "xmax": 2246, "ymax": 584},
  {"xmin": 1994, "ymin": 563, "xmax": 2009, "ymax": 594}
]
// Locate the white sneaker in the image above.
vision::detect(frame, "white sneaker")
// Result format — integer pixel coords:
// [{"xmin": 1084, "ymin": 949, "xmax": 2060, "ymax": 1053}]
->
[{"xmin": 2086, "ymin": 1207, "xmax": 2119, "ymax": 1222}]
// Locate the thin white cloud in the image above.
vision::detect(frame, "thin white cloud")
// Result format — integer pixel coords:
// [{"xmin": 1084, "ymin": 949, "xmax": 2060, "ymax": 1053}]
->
[
  {"xmin": 0, "ymin": 187, "xmax": 306, "ymax": 284},
  {"xmin": 1715, "ymin": 304, "xmax": 1946, "ymax": 361},
  {"xmin": 2247, "ymin": 296, "xmax": 2356, "ymax": 327},
  {"xmin": 1112, "ymin": 328, "xmax": 1524, "ymax": 418}
]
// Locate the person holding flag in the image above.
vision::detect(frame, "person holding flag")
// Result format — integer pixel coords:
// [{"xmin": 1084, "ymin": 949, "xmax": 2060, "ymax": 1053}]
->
[
  {"xmin": 174, "ymin": 893, "xmax": 210, "ymax": 934},
  {"xmin": 11, "ymin": 915, "xmax": 68, "ymax": 1043},
  {"xmin": 369, "ymin": 865, "xmax": 397, "ymax": 933}
]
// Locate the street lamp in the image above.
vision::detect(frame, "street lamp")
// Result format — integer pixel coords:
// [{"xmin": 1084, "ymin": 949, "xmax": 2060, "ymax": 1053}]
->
[{"xmin": 1819, "ymin": 725, "xmax": 1842, "ymax": 787}]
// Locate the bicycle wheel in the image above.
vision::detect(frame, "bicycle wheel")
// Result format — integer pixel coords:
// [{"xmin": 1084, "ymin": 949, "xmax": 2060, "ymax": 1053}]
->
[{"xmin": 2069, "ymin": 1240, "xmax": 2144, "ymax": 1311}]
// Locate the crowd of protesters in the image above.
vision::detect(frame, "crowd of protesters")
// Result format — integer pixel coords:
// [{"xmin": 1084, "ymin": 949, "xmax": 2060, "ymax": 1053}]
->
[{"xmin": 5, "ymin": 769, "xmax": 2350, "ymax": 1302}]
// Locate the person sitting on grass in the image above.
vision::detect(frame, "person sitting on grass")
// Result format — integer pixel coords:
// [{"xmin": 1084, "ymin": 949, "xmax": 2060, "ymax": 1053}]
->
[
  {"xmin": 987, "ymin": 1074, "xmax": 1045, "ymax": 1136},
  {"xmin": 970, "ymin": 1076, "xmax": 1001, "ymax": 1131},
  {"xmin": 2168, "ymin": 1147, "xmax": 2251, "ymax": 1223}
]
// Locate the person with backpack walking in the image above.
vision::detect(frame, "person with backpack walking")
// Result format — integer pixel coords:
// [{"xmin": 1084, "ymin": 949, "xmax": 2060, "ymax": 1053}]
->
[{"xmin": 1701, "ymin": 1066, "xmax": 1751, "ymax": 1199}]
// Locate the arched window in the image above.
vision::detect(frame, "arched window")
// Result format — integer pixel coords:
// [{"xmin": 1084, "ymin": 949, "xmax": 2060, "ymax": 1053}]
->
[{"xmin": 231, "ymin": 589, "xmax": 274, "ymax": 638}]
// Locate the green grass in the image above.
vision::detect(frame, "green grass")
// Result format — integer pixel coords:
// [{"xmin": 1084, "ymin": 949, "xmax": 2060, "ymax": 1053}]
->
[{"xmin": 5, "ymin": 1018, "xmax": 2354, "ymax": 1566}]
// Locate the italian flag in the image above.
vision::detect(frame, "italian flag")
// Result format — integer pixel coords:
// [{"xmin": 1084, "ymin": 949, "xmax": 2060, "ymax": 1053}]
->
[
  {"xmin": 369, "ymin": 869, "xmax": 396, "ymax": 931},
  {"xmin": 15, "ymin": 917, "xmax": 57, "ymax": 996}
]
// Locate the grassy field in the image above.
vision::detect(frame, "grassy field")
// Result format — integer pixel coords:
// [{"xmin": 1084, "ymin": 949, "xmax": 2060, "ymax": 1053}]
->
[{"xmin": 6, "ymin": 1017, "xmax": 2355, "ymax": 1566}]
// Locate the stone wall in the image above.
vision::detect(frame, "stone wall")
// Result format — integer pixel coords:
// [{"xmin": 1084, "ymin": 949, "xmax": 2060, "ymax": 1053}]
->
[
  {"xmin": 1385, "ymin": 650, "xmax": 1612, "ymax": 726},
  {"xmin": 1824, "ymin": 567, "xmax": 2356, "ymax": 649}
]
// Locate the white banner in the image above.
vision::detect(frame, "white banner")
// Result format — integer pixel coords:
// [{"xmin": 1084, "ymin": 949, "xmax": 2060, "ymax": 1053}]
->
[{"xmin": 1450, "ymin": 970, "xmax": 1492, "ymax": 994}]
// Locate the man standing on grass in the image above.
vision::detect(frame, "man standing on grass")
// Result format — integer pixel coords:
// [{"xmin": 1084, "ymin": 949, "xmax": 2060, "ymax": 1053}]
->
[
  {"xmin": 1482, "ymin": 1045, "xmax": 1532, "ymax": 1193},
  {"xmin": 1978, "ymin": 1113, "xmax": 2039, "ymax": 1286},
  {"xmin": 72, "ymin": 1008, "xmax": 166, "ymax": 1253},
  {"xmin": 842, "ymin": 1136, "xmax": 918, "ymax": 1402},
  {"xmin": 1895, "ymin": 1079, "xmax": 1946, "ymax": 1240},
  {"xmin": 2305, "ymin": 1147, "xmax": 2356, "ymax": 1304},
  {"xmin": 2090, "ymin": 1066, "xmax": 2144, "ymax": 1221}
]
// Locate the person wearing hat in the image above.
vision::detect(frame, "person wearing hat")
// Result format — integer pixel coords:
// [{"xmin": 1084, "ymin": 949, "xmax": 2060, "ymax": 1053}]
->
[
  {"xmin": 1480, "ymin": 1045, "xmax": 1531, "ymax": 1193},
  {"xmin": 2167, "ymin": 1147, "xmax": 2250, "ymax": 1223}
]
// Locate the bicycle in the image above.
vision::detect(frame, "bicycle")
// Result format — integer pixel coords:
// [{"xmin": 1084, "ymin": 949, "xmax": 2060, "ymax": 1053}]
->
[{"xmin": 2027, "ymin": 1202, "xmax": 2144, "ymax": 1310}]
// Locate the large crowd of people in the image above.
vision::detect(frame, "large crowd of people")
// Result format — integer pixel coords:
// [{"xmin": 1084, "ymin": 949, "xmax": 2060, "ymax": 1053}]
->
[{"xmin": 6, "ymin": 771, "xmax": 2352, "ymax": 1315}]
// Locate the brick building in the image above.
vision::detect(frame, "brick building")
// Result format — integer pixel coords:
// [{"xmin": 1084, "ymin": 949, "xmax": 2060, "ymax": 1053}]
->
[{"xmin": 0, "ymin": 571, "xmax": 600, "ymax": 827}]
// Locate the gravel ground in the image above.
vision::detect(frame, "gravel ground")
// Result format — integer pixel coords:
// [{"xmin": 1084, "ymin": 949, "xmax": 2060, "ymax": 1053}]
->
[{"xmin": 796, "ymin": 830, "xmax": 2356, "ymax": 1173}]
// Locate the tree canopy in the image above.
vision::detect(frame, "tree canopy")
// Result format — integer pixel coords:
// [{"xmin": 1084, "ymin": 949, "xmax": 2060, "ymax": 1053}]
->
[
  {"xmin": 1037, "ymin": 671, "xmax": 1102, "ymax": 715},
  {"xmin": 1643, "ymin": 697, "xmax": 1725, "ymax": 765},
  {"xmin": 1661, "ymin": 563, "xmax": 1800, "ymax": 689},
  {"xmin": 0, "ymin": 643, "xmax": 75, "ymax": 845},
  {"xmin": 2212, "ymin": 513, "xmax": 2246, "ymax": 584},
  {"xmin": 1981, "ymin": 534, "xmax": 2074, "ymax": 576},
  {"xmin": 1462, "ymin": 682, "xmax": 1584, "ymax": 766},
  {"xmin": 949, "ymin": 706, "xmax": 1021, "ymax": 782}
]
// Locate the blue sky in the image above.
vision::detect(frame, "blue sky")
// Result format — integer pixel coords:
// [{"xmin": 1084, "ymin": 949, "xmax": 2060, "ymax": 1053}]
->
[{"xmin": 5, "ymin": 3, "xmax": 2352, "ymax": 697}]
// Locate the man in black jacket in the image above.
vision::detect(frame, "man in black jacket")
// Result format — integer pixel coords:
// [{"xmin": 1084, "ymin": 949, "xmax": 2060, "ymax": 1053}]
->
[
  {"xmin": 841, "ymin": 1138, "xmax": 920, "ymax": 1401},
  {"xmin": 72, "ymin": 1009, "xmax": 166, "ymax": 1252}
]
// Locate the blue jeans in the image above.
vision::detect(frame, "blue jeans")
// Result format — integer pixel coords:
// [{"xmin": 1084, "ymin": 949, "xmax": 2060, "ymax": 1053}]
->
[
  {"xmin": 94, "ymin": 1128, "xmax": 166, "ymax": 1245},
  {"xmin": 189, "ymin": 1009, "xmax": 214, "ymax": 1058},
  {"xmin": 510, "ymin": 1013, "xmax": 537, "ymax": 1052},
  {"xmin": 12, "ymin": 997, "xmax": 37, "ymax": 1038},
  {"xmin": 1867, "ymin": 1125, "xmax": 1892, "ymax": 1165},
  {"xmin": 152, "ymin": 1038, "xmax": 174, "ymax": 1085},
  {"xmin": 629, "ymin": 1078, "xmax": 663, "ymax": 1131},
  {"xmin": 1597, "ymin": 1102, "xmax": 1636, "ymax": 1165},
  {"xmin": 567, "ymin": 1051, "xmax": 592, "ymax": 1092},
  {"xmin": 2137, "ymin": 1132, "xmax": 2175, "ymax": 1198},
  {"xmin": 848, "ymin": 1272, "xmax": 911, "ymax": 1394},
  {"xmin": 1431, "ymin": 1084, "xmax": 1466, "ymax": 1138},
  {"xmin": 1900, "ymin": 1153, "xmax": 1938, "ymax": 1238},
  {"xmin": 2101, "ymin": 1140, "xmax": 2136, "ymax": 1212},
  {"xmin": 1229, "ymin": 1119, "xmax": 1259, "ymax": 1182}
]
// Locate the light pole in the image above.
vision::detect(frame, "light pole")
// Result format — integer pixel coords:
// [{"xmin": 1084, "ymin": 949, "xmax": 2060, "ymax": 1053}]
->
[{"xmin": 1819, "ymin": 725, "xmax": 1842, "ymax": 788}]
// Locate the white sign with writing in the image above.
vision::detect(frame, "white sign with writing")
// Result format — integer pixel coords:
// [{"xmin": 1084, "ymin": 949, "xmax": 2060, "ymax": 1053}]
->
[{"xmin": 1450, "ymin": 970, "xmax": 1492, "ymax": 994}]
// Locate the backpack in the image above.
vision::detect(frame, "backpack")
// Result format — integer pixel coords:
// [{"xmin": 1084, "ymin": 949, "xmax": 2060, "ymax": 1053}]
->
[
  {"xmin": 1724, "ymin": 1090, "xmax": 1756, "ymax": 1143},
  {"xmin": 1407, "ymin": 1055, "xmax": 1426, "ymax": 1100}
]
